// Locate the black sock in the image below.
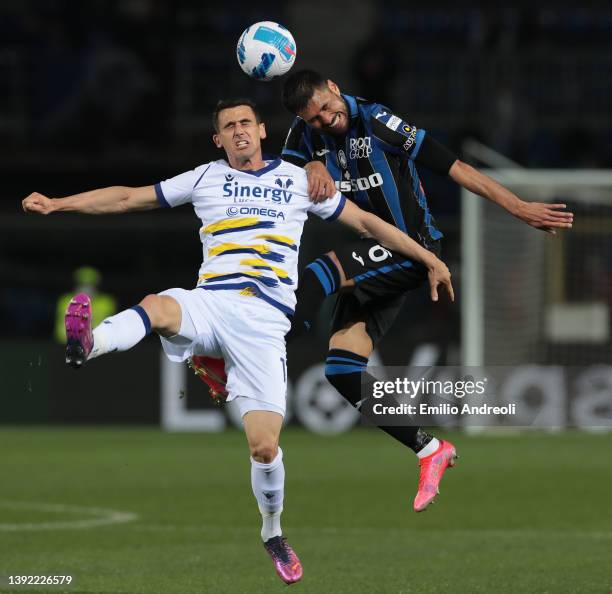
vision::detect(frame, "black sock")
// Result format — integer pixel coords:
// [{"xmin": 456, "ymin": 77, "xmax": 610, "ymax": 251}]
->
[
  {"xmin": 287, "ymin": 255, "xmax": 341, "ymax": 342},
  {"xmin": 324, "ymin": 349, "xmax": 433, "ymax": 453}
]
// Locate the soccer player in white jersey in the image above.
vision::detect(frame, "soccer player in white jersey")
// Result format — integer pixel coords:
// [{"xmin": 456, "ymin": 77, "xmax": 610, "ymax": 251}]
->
[{"xmin": 22, "ymin": 98, "xmax": 454, "ymax": 585}]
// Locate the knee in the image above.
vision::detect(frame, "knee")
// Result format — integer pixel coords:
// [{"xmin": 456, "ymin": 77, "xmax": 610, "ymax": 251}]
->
[
  {"xmin": 139, "ymin": 294, "xmax": 171, "ymax": 333},
  {"xmin": 250, "ymin": 439, "xmax": 278, "ymax": 463}
]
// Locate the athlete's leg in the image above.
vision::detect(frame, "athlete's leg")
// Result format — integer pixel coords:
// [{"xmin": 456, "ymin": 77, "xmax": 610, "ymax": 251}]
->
[
  {"xmin": 243, "ymin": 410, "xmax": 285, "ymax": 539},
  {"xmin": 86, "ymin": 293, "xmax": 182, "ymax": 361},
  {"xmin": 326, "ymin": 320, "xmax": 437, "ymax": 454},
  {"xmin": 326, "ymin": 318, "xmax": 457, "ymax": 512},
  {"xmin": 243, "ymin": 410, "xmax": 302, "ymax": 584}
]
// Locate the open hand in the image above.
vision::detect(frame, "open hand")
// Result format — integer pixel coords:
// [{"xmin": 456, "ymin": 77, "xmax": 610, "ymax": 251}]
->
[{"xmin": 516, "ymin": 201, "xmax": 573, "ymax": 234}]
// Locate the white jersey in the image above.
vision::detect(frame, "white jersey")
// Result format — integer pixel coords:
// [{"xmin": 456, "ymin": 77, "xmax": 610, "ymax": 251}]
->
[{"xmin": 155, "ymin": 158, "xmax": 346, "ymax": 315}]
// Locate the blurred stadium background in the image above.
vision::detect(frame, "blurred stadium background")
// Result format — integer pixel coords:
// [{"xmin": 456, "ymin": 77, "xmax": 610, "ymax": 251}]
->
[{"xmin": 1, "ymin": 2, "xmax": 611, "ymax": 593}]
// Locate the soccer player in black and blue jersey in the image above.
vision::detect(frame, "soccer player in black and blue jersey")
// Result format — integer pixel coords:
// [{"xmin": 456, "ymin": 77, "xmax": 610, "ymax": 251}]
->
[{"xmin": 280, "ymin": 70, "xmax": 574, "ymax": 512}]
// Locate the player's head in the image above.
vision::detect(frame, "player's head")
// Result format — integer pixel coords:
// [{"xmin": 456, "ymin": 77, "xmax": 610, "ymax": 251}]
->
[
  {"xmin": 212, "ymin": 98, "xmax": 266, "ymax": 167},
  {"xmin": 282, "ymin": 70, "xmax": 349, "ymax": 136}
]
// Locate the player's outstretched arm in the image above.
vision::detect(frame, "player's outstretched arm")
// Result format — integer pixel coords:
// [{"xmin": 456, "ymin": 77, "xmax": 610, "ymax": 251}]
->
[
  {"xmin": 449, "ymin": 160, "xmax": 574, "ymax": 234},
  {"xmin": 22, "ymin": 185, "xmax": 159, "ymax": 216},
  {"xmin": 337, "ymin": 200, "xmax": 454, "ymax": 302}
]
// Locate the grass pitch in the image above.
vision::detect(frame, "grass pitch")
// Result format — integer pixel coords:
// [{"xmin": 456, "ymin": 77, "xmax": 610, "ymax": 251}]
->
[{"xmin": 0, "ymin": 428, "xmax": 610, "ymax": 594}]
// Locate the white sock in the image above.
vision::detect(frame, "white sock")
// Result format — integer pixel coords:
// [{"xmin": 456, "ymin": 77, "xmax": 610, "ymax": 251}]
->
[
  {"xmin": 416, "ymin": 437, "xmax": 440, "ymax": 459},
  {"xmin": 251, "ymin": 448, "xmax": 285, "ymax": 541},
  {"xmin": 89, "ymin": 306, "xmax": 151, "ymax": 360}
]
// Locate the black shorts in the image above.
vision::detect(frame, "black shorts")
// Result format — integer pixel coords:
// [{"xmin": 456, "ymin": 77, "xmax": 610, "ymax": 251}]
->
[{"xmin": 330, "ymin": 237, "xmax": 441, "ymax": 344}]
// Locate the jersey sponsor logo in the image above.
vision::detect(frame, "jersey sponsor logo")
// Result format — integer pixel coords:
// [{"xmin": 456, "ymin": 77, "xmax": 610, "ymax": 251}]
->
[
  {"xmin": 402, "ymin": 126, "xmax": 418, "ymax": 152},
  {"xmin": 226, "ymin": 205, "xmax": 285, "ymax": 220},
  {"xmin": 335, "ymin": 172, "xmax": 383, "ymax": 193},
  {"xmin": 386, "ymin": 115, "xmax": 402, "ymax": 131},
  {"xmin": 223, "ymin": 181, "xmax": 293, "ymax": 203},
  {"xmin": 338, "ymin": 149, "xmax": 348, "ymax": 169},
  {"xmin": 349, "ymin": 136, "xmax": 372, "ymax": 159}
]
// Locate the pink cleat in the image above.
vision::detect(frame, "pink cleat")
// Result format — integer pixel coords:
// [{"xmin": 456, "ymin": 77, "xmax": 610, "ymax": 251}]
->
[
  {"xmin": 413, "ymin": 439, "xmax": 458, "ymax": 512},
  {"xmin": 188, "ymin": 356, "xmax": 228, "ymax": 404},
  {"xmin": 64, "ymin": 293, "xmax": 94, "ymax": 369},
  {"xmin": 263, "ymin": 536, "xmax": 303, "ymax": 585}
]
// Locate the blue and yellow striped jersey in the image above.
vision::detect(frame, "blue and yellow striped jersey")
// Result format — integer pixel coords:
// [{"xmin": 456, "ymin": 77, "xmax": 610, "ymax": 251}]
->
[{"xmin": 155, "ymin": 158, "xmax": 345, "ymax": 315}]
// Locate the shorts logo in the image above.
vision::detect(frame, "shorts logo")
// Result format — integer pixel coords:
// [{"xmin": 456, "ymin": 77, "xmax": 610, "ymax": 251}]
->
[
  {"xmin": 349, "ymin": 136, "xmax": 372, "ymax": 159},
  {"xmin": 386, "ymin": 115, "xmax": 402, "ymax": 131},
  {"xmin": 338, "ymin": 149, "xmax": 348, "ymax": 169}
]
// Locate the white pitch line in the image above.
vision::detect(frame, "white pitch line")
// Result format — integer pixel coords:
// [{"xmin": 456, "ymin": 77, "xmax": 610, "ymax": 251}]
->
[
  {"xmin": 129, "ymin": 524, "xmax": 612, "ymax": 539},
  {"xmin": 0, "ymin": 500, "xmax": 138, "ymax": 531}
]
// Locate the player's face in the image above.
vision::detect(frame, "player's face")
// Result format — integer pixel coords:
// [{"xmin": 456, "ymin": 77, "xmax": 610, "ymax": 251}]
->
[
  {"xmin": 213, "ymin": 105, "xmax": 267, "ymax": 164},
  {"xmin": 298, "ymin": 80, "xmax": 349, "ymax": 136}
]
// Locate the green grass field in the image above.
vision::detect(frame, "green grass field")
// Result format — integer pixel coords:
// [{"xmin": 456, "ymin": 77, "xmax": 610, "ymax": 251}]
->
[{"xmin": 0, "ymin": 428, "xmax": 610, "ymax": 594}]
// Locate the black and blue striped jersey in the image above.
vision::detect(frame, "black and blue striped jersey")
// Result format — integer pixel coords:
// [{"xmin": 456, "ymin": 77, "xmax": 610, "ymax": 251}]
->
[{"xmin": 282, "ymin": 94, "xmax": 455, "ymax": 248}]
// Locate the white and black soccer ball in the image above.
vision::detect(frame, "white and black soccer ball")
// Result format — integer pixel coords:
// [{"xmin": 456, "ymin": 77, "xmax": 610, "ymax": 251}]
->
[{"xmin": 236, "ymin": 21, "xmax": 297, "ymax": 81}]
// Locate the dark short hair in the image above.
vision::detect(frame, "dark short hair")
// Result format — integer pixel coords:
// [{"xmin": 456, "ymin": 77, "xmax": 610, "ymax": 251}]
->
[
  {"xmin": 281, "ymin": 70, "xmax": 327, "ymax": 114},
  {"xmin": 212, "ymin": 98, "xmax": 261, "ymax": 132}
]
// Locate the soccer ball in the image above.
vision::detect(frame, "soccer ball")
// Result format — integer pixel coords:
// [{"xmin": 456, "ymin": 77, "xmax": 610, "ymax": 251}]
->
[{"xmin": 236, "ymin": 21, "xmax": 297, "ymax": 81}]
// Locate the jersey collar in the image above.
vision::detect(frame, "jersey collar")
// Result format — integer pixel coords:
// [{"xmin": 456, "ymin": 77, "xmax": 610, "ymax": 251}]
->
[
  {"xmin": 225, "ymin": 156, "xmax": 282, "ymax": 177},
  {"xmin": 342, "ymin": 94, "xmax": 359, "ymax": 119}
]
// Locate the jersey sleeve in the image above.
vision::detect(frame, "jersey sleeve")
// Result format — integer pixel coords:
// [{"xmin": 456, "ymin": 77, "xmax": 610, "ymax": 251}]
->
[
  {"xmin": 281, "ymin": 118, "xmax": 313, "ymax": 165},
  {"xmin": 308, "ymin": 191, "xmax": 347, "ymax": 222},
  {"xmin": 155, "ymin": 163, "xmax": 212, "ymax": 208},
  {"xmin": 370, "ymin": 105, "xmax": 456, "ymax": 175},
  {"xmin": 370, "ymin": 105, "xmax": 426, "ymax": 161}
]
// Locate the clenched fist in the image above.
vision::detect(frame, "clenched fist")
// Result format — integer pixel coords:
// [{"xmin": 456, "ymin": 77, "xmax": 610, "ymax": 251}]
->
[{"xmin": 22, "ymin": 192, "xmax": 55, "ymax": 215}]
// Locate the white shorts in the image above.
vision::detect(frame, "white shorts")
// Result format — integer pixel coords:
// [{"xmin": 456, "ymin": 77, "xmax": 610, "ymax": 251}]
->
[{"xmin": 158, "ymin": 288, "xmax": 291, "ymax": 417}]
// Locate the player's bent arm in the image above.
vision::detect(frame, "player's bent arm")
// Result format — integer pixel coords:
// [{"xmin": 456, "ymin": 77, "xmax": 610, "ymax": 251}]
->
[
  {"xmin": 337, "ymin": 200, "xmax": 437, "ymax": 267},
  {"xmin": 22, "ymin": 185, "xmax": 159, "ymax": 215},
  {"xmin": 304, "ymin": 161, "xmax": 336, "ymax": 202},
  {"xmin": 449, "ymin": 160, "xmax": 573, "ymax": 232},
  {"xmin": 336, "ymin": 200, "xmax": 454, "ymax": 301}
]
